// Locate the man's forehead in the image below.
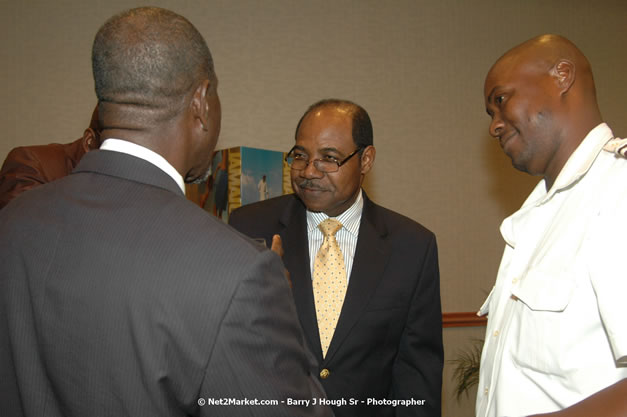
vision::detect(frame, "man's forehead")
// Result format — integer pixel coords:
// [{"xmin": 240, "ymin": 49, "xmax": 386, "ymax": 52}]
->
[
  {"xmin": 489, "ymin": 43, "xmax": 554, "ymax": 79},
  {"xmin": 487, "ymin": 53, "xmax": 522, "ymax": 82},
  {"xmin": 294, "ymin": 132, "xmax": 349, "ymax": 150},
  {"xmin": 484, "ymin": 60, "xmax": 514, "ymax": 98},
  {"xmin": 294, "ymin": 137, "xmax": 353, "ymax": 156},
  {"xmin": 485, "ymin": 53, "xmax": 546, "ymax": 92},
  {"xmin": 293, "ymin": 144, "xmax": 343, "ymax": 154}
]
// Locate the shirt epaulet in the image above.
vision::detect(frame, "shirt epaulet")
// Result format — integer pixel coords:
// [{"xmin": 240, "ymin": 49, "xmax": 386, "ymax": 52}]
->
[{"xmin": 602, "ymin": 137, "xmax": 627, "ymax": 158}]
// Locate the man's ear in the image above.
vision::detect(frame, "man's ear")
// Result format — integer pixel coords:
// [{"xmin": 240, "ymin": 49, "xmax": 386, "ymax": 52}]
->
[
  {"xmin": 192, "ymin": 79, "xmax": 212, "ymax": 131},
  {"xmin": 550, "ymin": 59, "xmax": 575, "ymax": 96},
  {"xmin": 81, "ymin": 128, "xmax": 100, "ymax": 153},
  {"xmin": 359, "ymin": 145, "xmax": 376, "ymax": 175}
]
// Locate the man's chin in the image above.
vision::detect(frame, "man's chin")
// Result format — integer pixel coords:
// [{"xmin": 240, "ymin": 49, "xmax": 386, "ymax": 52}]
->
[
  {"xmin": 509, "ymin": 155, "xmax": 532, "ymax": 175},
  {"xmin": 296, "ymin": 194, "xmax": 327, "ymax": 213},
  {"xmin": 186, "ymin": 165, "xmax": 213, "ymax": 185}
]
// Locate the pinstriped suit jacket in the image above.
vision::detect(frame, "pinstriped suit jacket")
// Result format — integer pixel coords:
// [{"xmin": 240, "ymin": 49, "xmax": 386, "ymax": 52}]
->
[
  {"xmin": 230, "ymin": 193, "xmax": 443, "ymax": 417},
  {"xmin": 0, "ymin": 150, "xmax": 332, "ymax": 417}
]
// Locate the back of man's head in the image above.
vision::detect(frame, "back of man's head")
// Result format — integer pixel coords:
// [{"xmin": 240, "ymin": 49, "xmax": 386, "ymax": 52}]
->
[{"xmin": 92, "ymin": 7, "xmax": 215, "ymax": 125}]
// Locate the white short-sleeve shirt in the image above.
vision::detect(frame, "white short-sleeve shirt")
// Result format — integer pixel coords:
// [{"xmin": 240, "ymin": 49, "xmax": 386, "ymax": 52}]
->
[{"xmin": 476, "ymin": 123, "xmax": 627, "ymax": 417}]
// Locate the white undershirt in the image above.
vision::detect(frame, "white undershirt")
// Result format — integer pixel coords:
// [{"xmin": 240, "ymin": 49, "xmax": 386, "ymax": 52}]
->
[{"xmin": 100, "ymin": 138, "xmax": 185, "ymax": 193}]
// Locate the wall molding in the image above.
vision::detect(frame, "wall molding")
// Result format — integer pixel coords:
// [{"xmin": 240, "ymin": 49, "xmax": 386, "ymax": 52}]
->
[{"xmin": 443, "ymin": 312, "xmax": 487, "ymax": 328}]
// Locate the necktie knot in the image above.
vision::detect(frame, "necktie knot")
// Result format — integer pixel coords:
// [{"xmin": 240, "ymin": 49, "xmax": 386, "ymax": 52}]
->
[{"xmin": 318, "ymin": 218, "xmax": 342, "ymax": 237}]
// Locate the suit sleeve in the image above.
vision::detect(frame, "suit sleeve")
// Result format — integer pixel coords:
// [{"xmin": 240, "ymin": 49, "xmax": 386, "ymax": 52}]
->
[
  {"xmin": 199, "ymin": 249, "xmax": 333, "ymax": 417},
  {"xmin": 393, "ymin": 234, "xmax": 443, "ymax": 417},
  {"xmin": 0, "ymin": 148, "xmax": 46, "ymax": 209}
]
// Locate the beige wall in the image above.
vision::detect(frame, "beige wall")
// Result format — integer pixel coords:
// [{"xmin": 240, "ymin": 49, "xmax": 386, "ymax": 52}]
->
[{"xmin": 2, "ymin": 1, "xmax": 626, "ymax": 416}]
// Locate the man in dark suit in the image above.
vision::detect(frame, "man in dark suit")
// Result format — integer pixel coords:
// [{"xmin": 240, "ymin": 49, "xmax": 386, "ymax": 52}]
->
[
  {"xmin": 0, "ymin": 105, "xmax": 101, "ymax": 209},
  {"xmin": 0, "ymin": 7, "xmax": 332, "ymax": 417},
  {"xmin": 229, "ymin": 99, "xmax": 443, "ymax": 417}
]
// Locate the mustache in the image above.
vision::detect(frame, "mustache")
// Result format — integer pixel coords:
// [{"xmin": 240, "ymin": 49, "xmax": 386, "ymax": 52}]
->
[{"xmin": 296, "ymin": 179, "xmax": 327, "ymax": 191}]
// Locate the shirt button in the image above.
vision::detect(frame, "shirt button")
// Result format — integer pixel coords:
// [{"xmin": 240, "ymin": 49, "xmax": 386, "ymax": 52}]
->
[
  {"xmin": 512, "ymin": 277, "xmax": 519, "ymax": 284},
  {"xmin": 484, "ymin": 387, "xmax": 489, "ymax": 395},
  {"xmin": 320, "ymin": 369, "xmax": 330, "ymax": 379},
  {"xmin": 493, "ymin": 330, "xmax": 499, "ymax": 337}
]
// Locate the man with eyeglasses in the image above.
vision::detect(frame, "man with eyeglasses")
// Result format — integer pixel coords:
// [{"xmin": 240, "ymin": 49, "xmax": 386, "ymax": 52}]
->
[{"xmin": 230, "ymin": 98, "xmax": 443, "ymax": 417}]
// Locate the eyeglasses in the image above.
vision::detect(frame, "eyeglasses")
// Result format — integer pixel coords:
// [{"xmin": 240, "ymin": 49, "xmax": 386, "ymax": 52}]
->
[{"xmin": 285, "ymin": 147, "xmax": 363, "ymax": 173}]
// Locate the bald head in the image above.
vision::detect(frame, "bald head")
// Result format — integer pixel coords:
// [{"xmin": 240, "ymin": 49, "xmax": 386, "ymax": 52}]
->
[
  {"xmin": 296, "ymin": 99, "xmax": 373, "ymax": 149},
  {"xmin": 496, "ymin": 35, "xmax": 588, "ymax": 68},
  {"xmin": 488, "ymin": 34, "xmax": 597, "ymax": 103},
  {"xmin": 91, "ymin": 7, "xmax": 222, "ymax": 185},
  {"xmin": 484, "ymin": 35, "xmax": 603, "ymax": 189},
  {"xmin": 92, "ymin": 7, "xmax": 216, "ymax": 125}
]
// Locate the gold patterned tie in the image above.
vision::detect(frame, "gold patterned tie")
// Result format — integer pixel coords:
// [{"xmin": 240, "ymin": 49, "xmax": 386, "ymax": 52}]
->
[{"xmin": 313, "ymin": 218, "xmax": 347, "ymax": 358}]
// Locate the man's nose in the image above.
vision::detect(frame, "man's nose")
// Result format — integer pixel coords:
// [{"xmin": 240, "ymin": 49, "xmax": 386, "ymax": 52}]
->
[
  {"xmin": 489, "ymin": 116, "xmax": 505, "ymax": 138},
  {"xmin": 301, "ymin": 160, "xmax": 324, "ymax": 179}
]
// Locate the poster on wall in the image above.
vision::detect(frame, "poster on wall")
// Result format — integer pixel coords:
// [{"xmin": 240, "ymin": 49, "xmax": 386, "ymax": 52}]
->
[{"xmin": 186, "ymin": 146, "xmax": 293, "ymax": 222}]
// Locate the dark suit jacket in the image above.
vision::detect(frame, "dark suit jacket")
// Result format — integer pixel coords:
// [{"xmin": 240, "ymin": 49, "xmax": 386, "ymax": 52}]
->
[
  {"xmin": 0, "ymin": 137, "xmax": 86, "ymax": 209},
  {"xmin": 0, "ymin": 150, "xmax": 333, "ymax": 417},
  {"xmin": 229, "ymin": 193, "xmax": 443, "ymax": 417}
]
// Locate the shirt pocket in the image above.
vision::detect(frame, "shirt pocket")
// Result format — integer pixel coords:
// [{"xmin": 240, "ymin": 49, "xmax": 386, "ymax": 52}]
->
[
  {"xmin": 512, "ymin": 269, "xmax": 576, "ymax": 312},
  {"xmin": 509, "ymin": 268, "xmax": 578, "ymax": 373}
]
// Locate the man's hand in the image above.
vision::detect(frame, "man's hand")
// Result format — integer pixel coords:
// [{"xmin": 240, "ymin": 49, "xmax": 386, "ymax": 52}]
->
[
  {"xmin": 529, "ymin": 379, "xmax": 627, "ymax": 417},
  {"xmin": 270, "ymin": 234, "xmax": 284, "ymax": 257},
  {"xmin": 270, "ymin": 234, "xmax": 291, "ymax": 288}
]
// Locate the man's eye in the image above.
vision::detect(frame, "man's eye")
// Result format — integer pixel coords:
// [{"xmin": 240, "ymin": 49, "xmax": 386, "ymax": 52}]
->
[
  {"xmin": 495, "ymin": 95, "xmax": 505, "ymax": 105},
  {"xmin": 293, "ymin": 154, "xmax": 308, "ymax": 160},
  {"xmin": 322, "ymin": 155, "xmax": 339, "ymax": 163}
]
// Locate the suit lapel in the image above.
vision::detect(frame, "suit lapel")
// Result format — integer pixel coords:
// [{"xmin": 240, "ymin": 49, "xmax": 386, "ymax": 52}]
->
[
  {"xmin": 279, "ymin": 197, "xmax": 324, "ymax": 360},
  {"xmin": 324, "ymin": 195, "xmax": 391, "ymax": 363}
]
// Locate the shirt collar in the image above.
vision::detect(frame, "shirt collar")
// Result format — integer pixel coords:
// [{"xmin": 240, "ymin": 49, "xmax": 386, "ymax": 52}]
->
[
  {"xmin": 500, "ymin": 123, "xmax": 615, "ymax": 247},
  {"xmin": 529, "ymin": 123, "xmax": 614, "ymax": 206},
  {"xmin": 99, "ymin": 138, "xmax": 186, "ymax": 193},
  {"xmin": 306, "ymin": 189, "xmax": 363, "ymax": 236}
]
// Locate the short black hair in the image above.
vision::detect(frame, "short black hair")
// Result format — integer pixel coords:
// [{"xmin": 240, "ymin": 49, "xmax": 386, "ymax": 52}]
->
[
  {"xmin": 295, "ymin": 99, "xmax": 373, "ymax": 149},
  {"xmin": 92, "ymin": 7, "xmax": 215, "ymax": 123}
]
